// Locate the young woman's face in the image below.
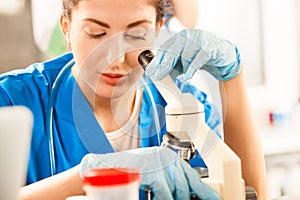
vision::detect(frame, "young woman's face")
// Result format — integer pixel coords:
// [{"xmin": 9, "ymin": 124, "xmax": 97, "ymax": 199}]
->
[{"xmin": 62, "ymin": 0, "xmax": 161, "ymax": 98}]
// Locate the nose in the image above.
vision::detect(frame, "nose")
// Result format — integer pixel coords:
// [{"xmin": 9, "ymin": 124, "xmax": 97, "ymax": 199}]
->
[
  {"xmin": 115, "ymin": 53, "xmax": 125, "ymax": 64},
  {"xmin": 108, "ymin": 53, "xmax": 126, "ymax": 71},
  {"xmin": 109, "ymin": 53, "xmax": 125, "ymax": 69},
  {"xmin": 106, "ymin": 34, "xmax": 127, "ymax": 65}
]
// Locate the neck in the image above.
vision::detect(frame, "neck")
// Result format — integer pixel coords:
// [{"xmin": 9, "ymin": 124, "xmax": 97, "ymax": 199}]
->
[
  {"xmin": 94, "ymin": 88, "xmax": 137, "ymax": 132},
  {"xmin": 72, "ymin": 65, "xmax": 137, "ymax": 132}
]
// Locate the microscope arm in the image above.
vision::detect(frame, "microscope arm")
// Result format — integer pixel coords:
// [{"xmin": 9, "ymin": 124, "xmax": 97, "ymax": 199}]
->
[
  {"xmin": 152, "ymin": 75, "xmax": 245, "ymax": 200},
  {"xmin": 138, "ymin": 50, "xmax": 245, "ymax": 199}
]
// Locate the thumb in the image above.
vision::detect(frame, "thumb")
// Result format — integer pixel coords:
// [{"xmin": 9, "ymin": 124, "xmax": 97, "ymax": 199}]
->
[{"xmin": 179, "ymin": 159, "xmax": 220, "ymax": 200}]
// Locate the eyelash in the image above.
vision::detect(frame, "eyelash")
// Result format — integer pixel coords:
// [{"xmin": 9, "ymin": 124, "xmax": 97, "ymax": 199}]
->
[
  {"xmin": 125, "ymin": 34, "xmax": 146, "ymax": 41},
  {"xmin": 85, "ymin": 32, "xmax": 146, "ymax": 41},
  {"xmin": 85, "ymin": 32, "xmax": 106, "ymax": 39}
]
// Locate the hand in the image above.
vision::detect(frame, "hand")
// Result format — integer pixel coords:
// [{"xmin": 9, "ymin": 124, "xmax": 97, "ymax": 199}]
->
[
  {"xmin": 146, "ymin": 29, "xmax": 241, "ymax": 81},
  {"xmin": 80, "ymin": 147, "xmax": 220, "ymax": 200}
]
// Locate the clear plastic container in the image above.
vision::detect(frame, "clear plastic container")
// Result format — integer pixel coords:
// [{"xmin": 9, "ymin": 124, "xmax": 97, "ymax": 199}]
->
[{"xmin": 82, "ymin": 168, "xmax": 141, "ymax": 200}]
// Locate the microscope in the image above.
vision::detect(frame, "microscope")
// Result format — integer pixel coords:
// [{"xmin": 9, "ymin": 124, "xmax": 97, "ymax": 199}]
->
[{"xmin": 138, "ymin": 50, "xmax": 257, "ymax": 200}]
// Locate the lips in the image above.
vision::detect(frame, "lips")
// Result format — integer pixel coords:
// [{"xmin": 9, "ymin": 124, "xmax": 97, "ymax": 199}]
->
[{"xmin": 100, "ymin": 73, "xmax": 126, "ymax": 85}]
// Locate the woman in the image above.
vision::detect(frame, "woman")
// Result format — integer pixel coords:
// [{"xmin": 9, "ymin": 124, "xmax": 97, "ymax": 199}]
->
[{"xmin": 0, "ymin": 0, "xmax": 266, "ymax": 199}]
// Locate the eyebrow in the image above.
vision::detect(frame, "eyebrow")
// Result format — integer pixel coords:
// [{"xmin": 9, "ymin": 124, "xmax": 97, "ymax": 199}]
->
[
  {"xmin": 127, "ymin": 20, "xmax": 153, "ymax": 28},
  {"xmin": 84, "ymin": 18, "xmax": 110, "ymax": 28},
  {"xmin": 83, "ymin": 18, "xmax": 152, "ymax": 28}
]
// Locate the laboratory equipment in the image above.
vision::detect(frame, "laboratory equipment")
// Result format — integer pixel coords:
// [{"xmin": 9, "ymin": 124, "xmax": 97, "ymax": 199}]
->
[
  {"xmin": 82, "ymin": 168, "xmax": 141, "ymax": 200},
  {"xmin": 138, "ymin": 50, "xmax": 247, "ymax": 200},
  {"xmin": 161, "ymin": 131, "xmax": 196, "ymax": 163},
  {"xmin": 0, "ymin": 106, "xmax": 33, "ymax": 200},
  {"xmin": 80, "ymin": 146, "xmax": 219, "ymax": 200}
]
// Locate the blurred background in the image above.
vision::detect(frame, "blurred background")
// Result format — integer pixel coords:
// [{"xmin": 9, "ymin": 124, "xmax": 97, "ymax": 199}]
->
[
  {"xmin": 197, "ymin": 0, "xmax": 300, "ymax": 199},
  {"xmin": 0, "ymin": 0, "xmax": 43, "ymax": 73},
  {"xmin": 0, "ymin": 0, "xmax": 299, "ymax": 199}
]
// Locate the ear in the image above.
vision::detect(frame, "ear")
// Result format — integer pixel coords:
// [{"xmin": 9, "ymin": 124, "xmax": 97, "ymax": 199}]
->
[
  {"xmin": 60, "ymin": 15, "xmax": 71, "ymax": 48},
  {"xmin": 60, "ymin": 15, "xmax": 70, "ymax": 39}
]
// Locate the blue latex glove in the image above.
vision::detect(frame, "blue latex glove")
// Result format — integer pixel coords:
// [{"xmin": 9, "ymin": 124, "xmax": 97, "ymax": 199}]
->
[
  {"xmin": 81, "ymin": 146, "xmax": 220, "ymax": 200},
  {"xmin": 146, "ymin": 29, "xmax": 241, "ymax": 81}
]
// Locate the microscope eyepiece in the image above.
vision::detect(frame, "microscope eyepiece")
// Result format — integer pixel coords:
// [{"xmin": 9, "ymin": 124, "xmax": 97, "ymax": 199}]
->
[{"xmin": 138, "ymin": 50, "xmax": 154, "ymax": 70}]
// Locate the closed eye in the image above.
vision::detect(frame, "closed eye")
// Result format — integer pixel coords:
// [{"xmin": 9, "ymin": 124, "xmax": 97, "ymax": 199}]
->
[
  {"xmin": 124, "ymin": 33, "xmax": 146, "ymax": 41},
  {"xmin": 85, "ymin": 32, "xmax": 107, "ymax": 39}
]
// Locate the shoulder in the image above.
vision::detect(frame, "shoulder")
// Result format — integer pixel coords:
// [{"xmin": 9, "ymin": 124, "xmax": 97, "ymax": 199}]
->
[
  {"xmin": 0, "ymin": 52, "xmax": 74, "ymax": 105},
  {"xmin": 40, "ymin": 52, "xmax": 74, "ymax": 72},
  {"xmin": 0, "ymin": 52, "xmax": 73, "ymax": 84}
]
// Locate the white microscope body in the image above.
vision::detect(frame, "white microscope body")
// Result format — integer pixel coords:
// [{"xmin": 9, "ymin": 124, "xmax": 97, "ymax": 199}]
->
[
  {"xmin": 139, "ymin": 50, "xmax": 246, "ymax": 199},
  {"xmin": 154, "ymin": 75, "xmax": 245, "ymax": 200}
]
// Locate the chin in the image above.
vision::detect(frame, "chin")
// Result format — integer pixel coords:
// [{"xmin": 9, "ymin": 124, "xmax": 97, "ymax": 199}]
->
[{"xmin": 95, "ymin": 84, "xmax": 132, "ymax": 99}]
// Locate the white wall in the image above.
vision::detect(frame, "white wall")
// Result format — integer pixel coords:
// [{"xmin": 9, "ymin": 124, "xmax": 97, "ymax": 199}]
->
[
  {"xmin": 196, "ymin": 1, "xmax": 300, "ymax": 197},
  {"xmin": 196, "ymin": 0, "xmax": 300, "ymax": 128},
  {"xmin": 196, "ymin": 0, "xmax": 264, "ymax": 86},
  {"xmin": 256, "ymin": 0, "xmax": 299, "ymax": 125}
]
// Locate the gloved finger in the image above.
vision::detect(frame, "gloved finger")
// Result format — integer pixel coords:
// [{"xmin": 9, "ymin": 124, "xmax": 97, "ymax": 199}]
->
[
  {"xmin": 173, "ymin": 163, "xmax": 190, "ymax": 200},
  {"xmin": 181, "ymin": 30, "xmax": 215, "ymax": 79},
  {"xmin": 145, "ymin": 33, "xmax": 177, "ymax": 76},
  {"xmin": 154, "ymin": 53, "xmax": 179, "ymax": 80},
  {"xmin": 80, "ymin": 153, "xmax": 106, "ymax": 177},
  {"xmin": 80, "ymin": 151, "xmax": 132, "ymax": 173},
  {"xmin": 187, "ymin": 44, "xmax": 234, "ymax": 81},
  {"xmin": 144, "ymin": 49, "xmax": 164, "ymax": 76},
  {"xmin": 200, "ymin": 42, "xmax": 241, "ymax": 81},
  {"xmin": 146, "ymin": 31, "xmax": 186, "ymax": 79},
  {"xmin": 183, "ymin": 48, "xmax": 210, "ymax": 80},
  {"xmin": 179, "ymin": 31, "xmax": 203, "ymax": 65},
  {"xmin": 176, "ymin": 41, "xmax": 206, "ymax": 81},
  {"xmin": 179, "ymin": 159, "xmax": 221, "ymax": 200},
  {"xmin": 145, "ymin": 48, "xmax": 179, "ymax": 79},
  {"xmin": 150, "ymin": 177, "xmax": 174, "ymax": 200},
  {"xmin": 144, "ymin": 49, "xmax": 179, "ymax": 80}
]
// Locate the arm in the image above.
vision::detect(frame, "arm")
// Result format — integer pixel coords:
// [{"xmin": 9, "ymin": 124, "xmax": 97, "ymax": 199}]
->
[
  {"xmin": 221, "ymin": 66, "xmax": 267, "ymax": 200},
  {"xmin": 19, "ymin": 165, "xmax": 84, "ymax": 200},
  {"xmin": 170, "ymin": 0, "xmax": 199, "ymax": 28}
]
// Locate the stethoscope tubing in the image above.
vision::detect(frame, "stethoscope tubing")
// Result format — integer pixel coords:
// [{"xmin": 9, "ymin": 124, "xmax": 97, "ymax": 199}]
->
[{"xmin": 46, "ymin": 59, "xmax": 75, "ymax": 176}]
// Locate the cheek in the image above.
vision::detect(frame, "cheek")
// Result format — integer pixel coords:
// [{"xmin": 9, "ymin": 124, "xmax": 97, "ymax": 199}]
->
[
  {"xmin": 126, "ymin": 50, "xmax": 145, "ymax": 69},
  {"xmin": 70, "ymin": 34, "xmax": 99, "ymax": 67},
  {"xmin": 70, "ymin": 32, "xmax": 85, "ymax": 59}
]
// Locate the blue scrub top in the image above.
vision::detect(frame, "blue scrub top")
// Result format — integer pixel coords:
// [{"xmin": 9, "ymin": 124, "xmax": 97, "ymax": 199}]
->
[{"xmin": 0, "ymin": 52, "xmax": 222, "ymax": 185}]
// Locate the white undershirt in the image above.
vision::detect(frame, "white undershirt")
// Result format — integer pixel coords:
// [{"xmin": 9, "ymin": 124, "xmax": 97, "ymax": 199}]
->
[{"xmin": 105, "ymin": 88, "xmax": 143, "ymax": 152}]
